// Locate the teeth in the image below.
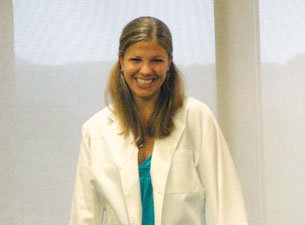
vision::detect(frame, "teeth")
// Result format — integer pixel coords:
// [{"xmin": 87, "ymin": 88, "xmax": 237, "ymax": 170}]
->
[{"xmin": 136, "ymin": 78, "xmax": 153, "ymax": 85}]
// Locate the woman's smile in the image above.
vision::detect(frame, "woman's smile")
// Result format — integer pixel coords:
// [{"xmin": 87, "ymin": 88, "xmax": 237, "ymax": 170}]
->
[
  {"xmin": 119, "ymin": 41, "xmax": 172, "ymax": 103},
  {"xmin": 136, "ymin": 78, "xmax": 154, "ymax": 85}
]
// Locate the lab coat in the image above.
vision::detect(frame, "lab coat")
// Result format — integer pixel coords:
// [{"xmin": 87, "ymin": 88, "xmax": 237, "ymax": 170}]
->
[{"xmin": 69, "ymin": 97, "xmax": 249, "ymax": 225}]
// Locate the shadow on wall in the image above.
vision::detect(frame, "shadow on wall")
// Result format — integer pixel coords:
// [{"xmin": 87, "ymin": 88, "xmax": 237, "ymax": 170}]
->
[
  {"xmin": 261, "ymin": 53, "xmax": 305, "ymax": 225},
  {"xmin": 14, "ymin": 53, "xmax": 305, "ymax": 224},
  {"xmin": 262, "ymin": 53, "xmax": 305, "ymax": 148},
  {"xmin": 15, "ymin": 59, "xmax": 112, "ymax": 224},
  {"xmin": 14, "ymin": 58, "xmax": 215, "ymax": 225}
]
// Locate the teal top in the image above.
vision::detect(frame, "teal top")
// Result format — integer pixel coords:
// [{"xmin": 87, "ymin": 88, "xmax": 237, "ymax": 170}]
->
[{"xmin": 138, "ymin": 155, "xmax": 155, "ymax": 225}]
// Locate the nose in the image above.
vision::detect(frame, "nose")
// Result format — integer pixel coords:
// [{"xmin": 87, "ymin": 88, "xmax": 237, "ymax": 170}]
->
[{"xmin": 139, "ymin": 61, "xmax": 153, "ymax": 75}]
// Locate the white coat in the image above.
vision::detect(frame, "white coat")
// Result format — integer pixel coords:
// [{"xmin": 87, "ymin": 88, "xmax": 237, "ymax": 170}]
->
[{"xmin": 69, "ymin": 97, "xmax": 249, "ymax": 225}]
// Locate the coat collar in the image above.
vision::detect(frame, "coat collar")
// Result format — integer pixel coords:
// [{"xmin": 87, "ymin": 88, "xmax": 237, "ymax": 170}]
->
[{"xmin": 103, "ymin": 107, "xmax": 185, "ymax": 225}]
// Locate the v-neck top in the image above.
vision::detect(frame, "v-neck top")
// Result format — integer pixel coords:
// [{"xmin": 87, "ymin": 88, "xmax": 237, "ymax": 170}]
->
[{"xmin": 138, "ymin": 155, "xmax": 155, "ymax": 225}]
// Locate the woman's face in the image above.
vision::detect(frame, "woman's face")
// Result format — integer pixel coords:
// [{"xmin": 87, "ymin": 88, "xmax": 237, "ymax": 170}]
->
[{"xmin": 119, "ymin": 41, "xmax": 172, "ymax": 104}]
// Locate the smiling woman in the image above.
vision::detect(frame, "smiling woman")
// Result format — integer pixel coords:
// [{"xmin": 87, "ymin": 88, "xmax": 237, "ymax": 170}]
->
[
  {"xmin": 106, "ymin": 17, "xmax": 184, "ymax": 151},
  {"xmin": 69, "ymin": 16, "xmax": 248, "ymax": 225}
]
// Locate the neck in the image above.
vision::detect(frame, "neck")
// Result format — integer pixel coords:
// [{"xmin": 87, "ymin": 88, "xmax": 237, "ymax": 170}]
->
[{"xmin": 134, "ymin": 96, "xmax": 158, "ymax": 124}]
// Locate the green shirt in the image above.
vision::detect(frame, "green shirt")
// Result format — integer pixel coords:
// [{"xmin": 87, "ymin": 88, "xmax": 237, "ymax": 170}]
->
[{"xmin": 139, "ymin": 155, "xmax": 155, "ymax": 225}]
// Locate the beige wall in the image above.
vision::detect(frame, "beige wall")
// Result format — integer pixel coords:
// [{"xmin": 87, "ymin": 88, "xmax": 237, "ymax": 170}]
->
[
  {"xmin": 214, "ymin": 0, "xmax": 263, "ymax": 224},
  {"xmin": 0, "ymin": 0, "xmax": 18, "ymax": 225}
]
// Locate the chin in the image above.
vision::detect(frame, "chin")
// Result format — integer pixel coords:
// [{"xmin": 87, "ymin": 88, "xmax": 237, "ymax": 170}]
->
[{"xmin": 134, "ymin": 92, "xmax": 159, "ymax": 102}]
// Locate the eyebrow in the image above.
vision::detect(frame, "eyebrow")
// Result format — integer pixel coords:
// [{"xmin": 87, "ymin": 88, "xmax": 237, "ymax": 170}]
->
[
  {"xmin": 152, "ymin": 55, "xmax": 167, "ymax": 58},
  {"xmin": 128, "ymin": 55, "xmax": 166, "ymax": 58}
]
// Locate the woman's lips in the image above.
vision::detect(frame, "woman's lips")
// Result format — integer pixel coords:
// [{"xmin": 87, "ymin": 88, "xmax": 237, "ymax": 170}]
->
[{"xmin": 136, "ymin": 78, "xmax": 154, "ymax": 85}]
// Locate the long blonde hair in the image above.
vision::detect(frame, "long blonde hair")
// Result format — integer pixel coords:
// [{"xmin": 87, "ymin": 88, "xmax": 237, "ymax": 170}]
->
[{"xmin": 105, "ymin": 17, "xmax": 184, "ymax": 147}]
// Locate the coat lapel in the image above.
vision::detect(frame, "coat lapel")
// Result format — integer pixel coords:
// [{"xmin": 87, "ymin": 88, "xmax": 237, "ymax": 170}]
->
[
  {"xmin": 103, "ymin": 108, "xmax": 185, "ymax": 225},
  {"xmin": 151, "ymin": 113, "xmax": 185, "ymax": 224},
  {"xmin": 103, "ymin": 113, "xmax": 142, "ymax": 225}
]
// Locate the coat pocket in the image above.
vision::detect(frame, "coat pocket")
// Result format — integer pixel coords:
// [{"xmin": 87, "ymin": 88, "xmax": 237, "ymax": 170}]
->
[{"xmin": 165, "ymin": 149, "xmax": 203, "ymax": 193}]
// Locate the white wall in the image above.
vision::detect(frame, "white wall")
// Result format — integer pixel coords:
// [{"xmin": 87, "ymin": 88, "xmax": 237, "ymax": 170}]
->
[{"xmin": 260, "ymin": 1, "xmax": 305, "ymax": 225}]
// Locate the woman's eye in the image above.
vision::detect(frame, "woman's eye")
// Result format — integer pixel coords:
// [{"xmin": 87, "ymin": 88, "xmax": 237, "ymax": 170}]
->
[
  {"xmin": 130, "ymin": 58, "xmax": 141, "ymax": 62},
  {"xmin": 152, "ymin": 59, "xmax": 163, "ymax": 62}
]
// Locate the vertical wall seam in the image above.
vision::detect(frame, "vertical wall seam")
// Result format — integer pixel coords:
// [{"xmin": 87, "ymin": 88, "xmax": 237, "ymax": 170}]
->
[
  {"xmin": 253, "ymin": 0, "xmax": 265, "ymax": 224},
  {"xmin": 214, "ymin": 0, "xmax": 264, "ymax": 224}
]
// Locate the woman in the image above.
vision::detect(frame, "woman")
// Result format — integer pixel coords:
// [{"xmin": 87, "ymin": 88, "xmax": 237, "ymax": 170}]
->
[{"xmin": 70, "ymin": 17, "xmax": 249, "ymax": 225}]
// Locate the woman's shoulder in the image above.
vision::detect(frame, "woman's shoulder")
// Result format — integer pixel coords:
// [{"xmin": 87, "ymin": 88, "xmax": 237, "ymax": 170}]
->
[
  {"xmin": 82, "ymin": 106, "xmax": 114, "ymax": 132},
  {"xmin": 173, "ymin": 96, "xmax": 215, "ymax": 127},
  {"xmin": 183, "ymin": 96, "xmax": 214, "ymax": 117},
  {"xmin": 181, "ymin": 97, "xmax": 219, "ymax": 134}
]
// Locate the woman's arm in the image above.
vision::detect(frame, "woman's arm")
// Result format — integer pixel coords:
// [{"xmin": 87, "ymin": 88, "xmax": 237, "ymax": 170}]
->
[
  {"xmin": 197, "ymin": 110, "xmax": 248, "ymax": 225},
  {"xmin": 69, "ymin": 127, "xmax": 104, "ymax": 225}
]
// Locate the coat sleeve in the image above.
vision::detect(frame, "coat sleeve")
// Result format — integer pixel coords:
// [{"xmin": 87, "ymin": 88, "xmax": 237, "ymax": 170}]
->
[
  {"xmin": 69, "ymin": 126, "xmax": 104, "ymax": 225},
  {"xmin": 197, "ymin": 110, "xmax": 249, "ymax": 225}
]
